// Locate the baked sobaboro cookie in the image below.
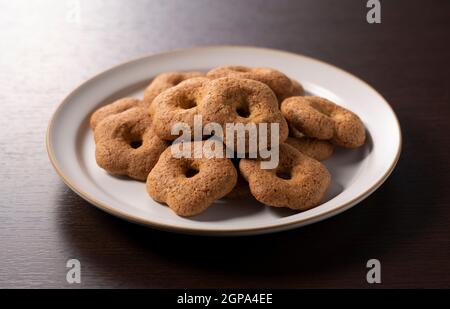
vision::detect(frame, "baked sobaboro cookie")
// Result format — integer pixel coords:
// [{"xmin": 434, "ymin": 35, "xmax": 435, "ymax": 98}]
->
[
  {"xmin": 146, "ymin": 141, "xmax": 238, "ymax": 216},
  {"xmin": 151, "ymin": 77, "xmax": 288, "ymax": 151},
  {"xmin": 207, "ymin": 65, "xmax": 304, "ymax": 102},
  {"xmin": 144, "ymin": 71, "xmax": 205, "ymax": 115},
  {"xmin": 94, "ymin": 107, "xmax": 169, "ymax": 181},
  {"xmin": 90, "ymin": 97, "xmax": 142, "ymax": 129},
  {"xmin": 285, "ymin": 136, "xmax": 333, "ymax": 161},
  {"xmin": 240, "ymin": 143, "xmax": 331, "ymax": 210},
  {"xmin": 90, "ymin": 71, "xmax": 205, "ymax": 130},
  {"xmin": 281, "ymin": 96, "xmax": 366, "ymax": 148}
]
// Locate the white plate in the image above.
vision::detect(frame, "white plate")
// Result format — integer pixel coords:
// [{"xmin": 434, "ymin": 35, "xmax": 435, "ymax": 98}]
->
[{"xmin": 46, "ymin": 46, "xmax": 401, "ymax": 236}]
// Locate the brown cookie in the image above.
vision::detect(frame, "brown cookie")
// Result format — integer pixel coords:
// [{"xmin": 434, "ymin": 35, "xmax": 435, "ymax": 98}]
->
[
  {"xmin": 146, "ymin": 141, "xmax": 238, "ymax": 216},
  {"xmin": 151, "ymin": 77, "xmax": 288, "ymax": 152},
  {"xmin": 200, "ymin": 77, "xmax": 288, "ymax": 152},
  {"xmin": 281, "ymin": 96, "xmax": 366, "ymax": 148},
  {"xmin": 285, "ymin": 136, "xmax": 333, "ymax": 161},
  {"xmin": 90, "ymin": 97, "xmax": 142, "ymax": 129},
  {"xmin": 151, "ymin": 77, "xmax": 210, "ymax": 140},
  {"xmin": 144, "ymin": 71, "xmax": 205, "ymax": 114},
  {"xmin": 91, "ymin": 72, "xmax": 206, "ymax": 131},
  {"xmin": 240, "ymin": 143, "xmax": 331, "ymax": 210},
  {"xmin": 290, "ymin": 78, "xmax": 305, "ymax": 96},
  {"xmin": 207, "ymin": 65, "xmax": 302, "ymax": 102},
  {"xmin": 94, "ymin": 107, "xmax": 169, "ymax": 181}
]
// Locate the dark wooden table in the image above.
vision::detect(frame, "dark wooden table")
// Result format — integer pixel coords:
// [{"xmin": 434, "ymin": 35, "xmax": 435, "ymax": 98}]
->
[{"xmin": 1, "ymin": 0, "xmax": 449, "ymax": 288}]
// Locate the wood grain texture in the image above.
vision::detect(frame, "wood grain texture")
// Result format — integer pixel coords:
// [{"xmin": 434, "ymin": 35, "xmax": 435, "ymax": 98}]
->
[{"xmin": 0, "ymin": 0, "xmax": 449, "ymax": 288}]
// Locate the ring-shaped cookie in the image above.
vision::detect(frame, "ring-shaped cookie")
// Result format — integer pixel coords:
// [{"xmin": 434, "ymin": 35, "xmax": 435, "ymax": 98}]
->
[
  {"xmin": 151, "ymin": 77, "xmax": 210, "ymax": 140},
  {"xmin": 90, "ymin": 72, "xmax": 205, "ymax": 130},
  {"xmin": 285, "ymin": 136, "xmax": 333, "ymax": 161},
  {"xmin": 207, "ymin": 65, "xmax": 302, "ymax": 102},
  {"xmin": 144, "ymin": 71, "xmax": 205, "ymax": 114},
  {"xmin": 151, "ymin": 77, "xmax": 288, "ymax": 149},
  {"xmin": 94, "ymin": 107, "xmax": 169, "ymax": 181},
  {"xmin": 290, "ymin": 78, "xmax": 305, "ymax": 97},
  {"xmin": 199, "ymin": 77, "xmax": 289, "ymax": 151},
  {"xmin": 90, "ymin": 97, "xmax": 142, "ymax": 129},
  {"xmin": 146, "ymin": 141, "xmax": 238, "ymax": 216},
  {"xmin": 281, "ymin": 96, "xmax": 366, "ymax": 148},
  {"xmin": 240, "ymin": 143, "xmax": 331, "ymax": 210}
]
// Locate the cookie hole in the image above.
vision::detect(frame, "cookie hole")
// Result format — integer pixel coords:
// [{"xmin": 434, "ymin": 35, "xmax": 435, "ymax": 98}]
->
[
  {"xmin": 236, "ymin": 105, "xmax": 250, "ymax": 118},
  {"xmin": 130, "ymin": 140, "xmax": 143, "ymax": 149},
  {"xmin": 235, "ymin": 96, "xmax": 251, "ymax": 118},
  {"xmin": 185, "ymin": 167, "xmax": 199, "ymax": 178},
  {"xmin": 179, "ymin": 98, "xmax": 197, "ymax": 109},
  {"xmin": 276, "ymin": 170, "xmax": 292, "ymax": 180}
]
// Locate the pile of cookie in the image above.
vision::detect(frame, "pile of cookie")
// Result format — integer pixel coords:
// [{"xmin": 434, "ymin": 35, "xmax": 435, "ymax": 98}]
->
[{"xmin": 91, "ymin": 66, "xmax": 366, "ymax": 217}]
